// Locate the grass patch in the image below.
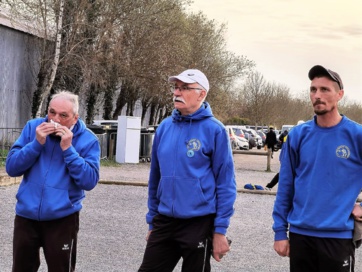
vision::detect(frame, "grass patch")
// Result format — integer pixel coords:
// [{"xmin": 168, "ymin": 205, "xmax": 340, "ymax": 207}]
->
[{"xmin": 100, "ymin": 158, "xmax": 121, "ymax": 167}]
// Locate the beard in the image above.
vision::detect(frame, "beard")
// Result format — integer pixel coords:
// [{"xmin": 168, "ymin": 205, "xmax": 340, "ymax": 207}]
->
[{"xmin": 314, "ymin": 105, "xmax": 335, "ymax": 115}]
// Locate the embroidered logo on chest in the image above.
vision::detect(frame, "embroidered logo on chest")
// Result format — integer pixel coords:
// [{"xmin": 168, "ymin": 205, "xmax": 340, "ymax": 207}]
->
[
  {"xmin": 186, "ymin": 139, "xmax": 201, "ymax": 157},
  {"xmin": 336, "ymin": 145, "xmax": 350, "ymax": 159},
  {"xmin": 187, "ymin": 139, "xmax": 201, "ymax": 151}
]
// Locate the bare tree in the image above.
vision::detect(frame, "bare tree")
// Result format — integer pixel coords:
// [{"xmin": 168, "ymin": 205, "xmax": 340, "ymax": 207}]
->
[
  {"xmin": 339, "ymin": 99, "xmax": 362, "ymax": 124},
  {"xmin": 35, "ymin": 0, "xmax": 64, "ymax": 117},
  {"xmin": 4, "ymin": 0, "xmax": 361, "ymax": 128},
  {"xmin": 179, "ymin": 12, "xmax": 255, "ymax": 120},
  {"xmin": 112, "ymin": 0, "xmax": 189, "ymax": 122},
  {"xmin": 241, "ymin": 72, "xmax": 274, "ymax": 126}
]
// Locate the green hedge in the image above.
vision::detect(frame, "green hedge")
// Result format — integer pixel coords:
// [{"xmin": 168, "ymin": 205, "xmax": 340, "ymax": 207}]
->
[
  {"xmin": 224, "ymin": 117, "xmax": 250, "ymax": 125},
  {"xmin": 0, "ymin": 149, "xmax": 8, "ymax": 167}
]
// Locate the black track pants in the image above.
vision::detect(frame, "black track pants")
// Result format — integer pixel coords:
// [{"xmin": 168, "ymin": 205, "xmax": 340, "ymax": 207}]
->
[
  {"xmin": 12, "ymin": 212, "xmax": 79, "ymax": 272},
  {"xmin": 266, "ymin": 172, "xmax": 279, "ymax": 189},
  {"xmin": 138, "ymin": 214, "xmax": 214, "ymax": 272},
  {"xmin": 289, "ymin": 232, "xmax": 355, "ymax": 272}
]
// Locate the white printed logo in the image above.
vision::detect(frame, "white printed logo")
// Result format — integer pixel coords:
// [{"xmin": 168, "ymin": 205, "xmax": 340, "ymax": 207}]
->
[
  {"xmin": 62, "ymin": 244, "xmax": 69, "ymax": 251},
  {"xmin": 197, "ymin": 242, "xmax": 205, "ymax": 248}
]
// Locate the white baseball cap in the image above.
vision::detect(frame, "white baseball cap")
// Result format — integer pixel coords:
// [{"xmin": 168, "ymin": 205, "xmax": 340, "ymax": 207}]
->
[{"xmin": 168, "ymin": 69, "xmax": 209, "ymax": 92}]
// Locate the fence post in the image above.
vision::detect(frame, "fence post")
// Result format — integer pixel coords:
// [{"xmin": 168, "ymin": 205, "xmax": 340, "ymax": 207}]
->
[
  {"xmin": 232, "ymin": 150, "xmax": 271, "ymax": 172},
  {"xmin": 266, "ymin": 148, "xmax": 271, "ymax": 172},
  {"xmin": 108, "ymin": 132, "xmax": 117, "ymax": 160}
]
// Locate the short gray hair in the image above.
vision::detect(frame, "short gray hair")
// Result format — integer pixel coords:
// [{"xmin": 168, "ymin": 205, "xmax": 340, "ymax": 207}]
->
[{"xmin": 51, "ymin": 91, "xmax": 79, "ymax": 115}]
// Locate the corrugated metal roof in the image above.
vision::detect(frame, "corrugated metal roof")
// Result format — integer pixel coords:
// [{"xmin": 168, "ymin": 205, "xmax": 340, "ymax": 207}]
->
[{"xmin": 0, "ymin": 8, "xmax": 50, "ymax": 38}]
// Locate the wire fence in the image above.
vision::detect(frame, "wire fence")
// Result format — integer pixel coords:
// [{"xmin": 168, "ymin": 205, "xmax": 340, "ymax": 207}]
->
[
  {"xmin": 0, "ymin": 128, "xmax": 155, "ymax": 164},
  {"xmin": 0, "ymin": 128, "xmax": 22, "ymax": 164}
]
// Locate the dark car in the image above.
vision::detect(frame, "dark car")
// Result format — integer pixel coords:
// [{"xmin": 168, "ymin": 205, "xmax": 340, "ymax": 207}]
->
[{"xmin": 241, "ymin": 129, "xmax": 257, "ymax": 149}]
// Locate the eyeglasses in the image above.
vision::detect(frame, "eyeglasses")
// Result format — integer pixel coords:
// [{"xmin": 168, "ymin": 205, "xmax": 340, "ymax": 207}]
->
[{"xmin": 170, "ymin": 85, "xmax": 203, "ymax": 93}]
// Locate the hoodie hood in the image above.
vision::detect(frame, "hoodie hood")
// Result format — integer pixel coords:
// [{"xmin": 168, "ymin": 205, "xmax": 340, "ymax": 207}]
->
[{"xmin": 171, "ymin": 102, "xmax": 213, "ymax": 122}]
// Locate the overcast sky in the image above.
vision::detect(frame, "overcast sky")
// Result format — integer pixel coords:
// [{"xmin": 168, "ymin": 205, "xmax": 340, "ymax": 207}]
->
[{"xmin": 188, "ymin": 0, "xmax": 362, "ymax": 104}]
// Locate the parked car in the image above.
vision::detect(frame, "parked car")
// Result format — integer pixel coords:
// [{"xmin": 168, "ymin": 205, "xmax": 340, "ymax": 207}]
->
[
  {"xmin": 232, "ymin": 127, "xmax": 249, "ymax": 150},
  {"xmin": 241, "ymin": 128, "xmax": 257, "ymax": 149},
  {"xmin": 256, "ymin": 130, "xmax": 266, "ymax": 146},
  {"xmin": 232, "ymin": 126, "xmax": 246, "ymax": 138},
  {"xmin": 225, "ymin": 126, "xmax": 249, "ymax": 150},
  {"xmin": 245, "ymin": 128, "xmax": 263, "ymax": 149}
]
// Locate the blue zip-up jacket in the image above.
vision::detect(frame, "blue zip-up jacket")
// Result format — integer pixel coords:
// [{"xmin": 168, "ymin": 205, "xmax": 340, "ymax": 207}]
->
[
  {"xmin": 6, "ymin": 117, "xmax": 100, "ymax": 221},
  {"xmin": 273, "ymin": 115, "xmax": 362, "ymax": 241},
  {"xmin": 146, "ymin": 102, "xmax": 236, "ymax": 235}
]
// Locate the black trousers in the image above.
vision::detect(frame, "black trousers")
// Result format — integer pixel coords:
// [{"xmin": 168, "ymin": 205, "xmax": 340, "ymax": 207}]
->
[
  {"xmin": 12, "ymin": 212, "xmax": 79, "ymax": 272},
  {"xmin": 138, "ymin": 214, "xmax": 215, "ymax": 272},
  {"xmin": 266, "ymin": 172, "xmax": 279, "ymax": 189},
  {"xmin": 289, "ymin": 232, "xmax": 355, "ymax": 272}
]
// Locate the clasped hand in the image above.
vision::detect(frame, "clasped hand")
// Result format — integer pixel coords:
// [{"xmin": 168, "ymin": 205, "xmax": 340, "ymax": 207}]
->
[
  {"xmin": 36, "ymin": 121, "xmax": 72, "ymax": 150},
  {"xmin": 352, "ymin": 204, "xmax": 362, "ymax": 221}
]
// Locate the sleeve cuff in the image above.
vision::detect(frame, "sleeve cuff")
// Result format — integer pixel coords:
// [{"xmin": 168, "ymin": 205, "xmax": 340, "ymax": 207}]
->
[
  {"xmin": 214, "ymin": 227, "xmax": 227, "ymax": 235},
  {"xmin": 274, "ymin": 231, "xmax": 288, "ymax": 241}
]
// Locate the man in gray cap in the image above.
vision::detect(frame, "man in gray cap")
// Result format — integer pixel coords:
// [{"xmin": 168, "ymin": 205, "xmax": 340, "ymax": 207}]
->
[
  {"xmin": 272, "ymin": 65, "xmax": 362, "ymax": 271},
  {"xmin": 138, "ymin": 69, "xmax": 236, "ymax": 271}
]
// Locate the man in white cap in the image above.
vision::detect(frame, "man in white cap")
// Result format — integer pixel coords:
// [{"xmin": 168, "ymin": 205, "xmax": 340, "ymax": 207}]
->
[
  {"xmin": 273, "ymin": 65, "xmax": 362, "ymax": 271},
  {"xmin": 138, "ymin": 69, "xmax": 236, "ymax": 271}
]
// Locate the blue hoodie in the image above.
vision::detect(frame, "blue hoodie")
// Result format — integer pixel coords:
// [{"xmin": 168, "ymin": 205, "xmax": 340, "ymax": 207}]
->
[
  {"xmin": 146, "ymin": 102, "xmax": 236, "ymax": 235},
  {"xmin": 6, "ymin": 117, "xmax": 100, "ymax": 221},
  {"xmin": 273, "ymin": 115, "xmax": 362, "ymax": 241}
]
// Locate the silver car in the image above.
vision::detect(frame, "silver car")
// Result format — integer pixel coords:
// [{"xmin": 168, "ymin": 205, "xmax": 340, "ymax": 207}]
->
[{"xmin": 225, "ymin": 126, "xmax": 249, "ymax": 150}]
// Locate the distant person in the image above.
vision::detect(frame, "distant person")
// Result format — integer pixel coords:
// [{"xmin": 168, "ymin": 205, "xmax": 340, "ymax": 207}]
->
[
  {"xmin": 265, "ymin": 126, "xmax": 278, "ymax": 158},
  {"xmin": 265, "ymin": 129, "xmax": 288, "ymax": 190},
  {"xmin": 138, "ymin": 69, "xmax": 237, "ymax": 272},
  {"xmin": 278, "ymin": 130, "xmax": 288, "ymax": 148},
  {"xmin": 265, "ymin": 123, "xmax": 304, "ymax": 191},
  {"xmin": 272, "ymin": 65, "xmax": 362, "ymax": 271},
  {"xmin": 6, "ymin": 91, "xmax": 100, "ymax": 271}
]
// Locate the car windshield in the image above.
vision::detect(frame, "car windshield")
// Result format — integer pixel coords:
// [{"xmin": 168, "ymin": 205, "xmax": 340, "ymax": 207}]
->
[
  {"xmin": 248, "ymin": 130, "xmax": 257, "ymax": 136},
  {"xmin": 243, "ymin": 130, "xmax": 250, "ymax": 137},
  {"xmin": 232, "ymin": 128, "xmax": 243, "ymax": 137}
]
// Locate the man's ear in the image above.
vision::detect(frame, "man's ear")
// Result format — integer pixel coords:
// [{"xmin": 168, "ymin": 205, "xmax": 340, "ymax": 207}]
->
[
  {"xmin": 198, "ymin": 90, "xmax": 207, "ymax": 101},
  {"xmin": 338, "ymin": 89, "xmax": 344, "ymax": 101},
  {"xmin": 73, "ymin": 114, "xmax": 79, "ymax": 126}
]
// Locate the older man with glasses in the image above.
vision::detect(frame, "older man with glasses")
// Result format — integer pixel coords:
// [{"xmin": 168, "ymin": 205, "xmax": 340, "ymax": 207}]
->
[{"xmin": 138, "ymin": 69, "xmax": 237, "ymax": 272}]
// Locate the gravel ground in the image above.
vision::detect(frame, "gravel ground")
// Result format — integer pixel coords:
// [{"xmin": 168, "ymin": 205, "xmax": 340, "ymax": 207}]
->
[{"xmin": 1, "ymin": 150, "xmax": 362, "ymax": 271}]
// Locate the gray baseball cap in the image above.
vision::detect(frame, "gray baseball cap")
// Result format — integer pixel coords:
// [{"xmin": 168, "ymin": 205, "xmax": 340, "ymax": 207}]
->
[{"xmin": 308, "ymin": 65, "xmax": 344, "ymax": 90}]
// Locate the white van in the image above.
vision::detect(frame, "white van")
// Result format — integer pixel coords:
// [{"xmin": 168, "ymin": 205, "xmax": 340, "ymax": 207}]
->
[{"xmin": 281, "ymin": 125, "xmax": 294, "ymax": 133}]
